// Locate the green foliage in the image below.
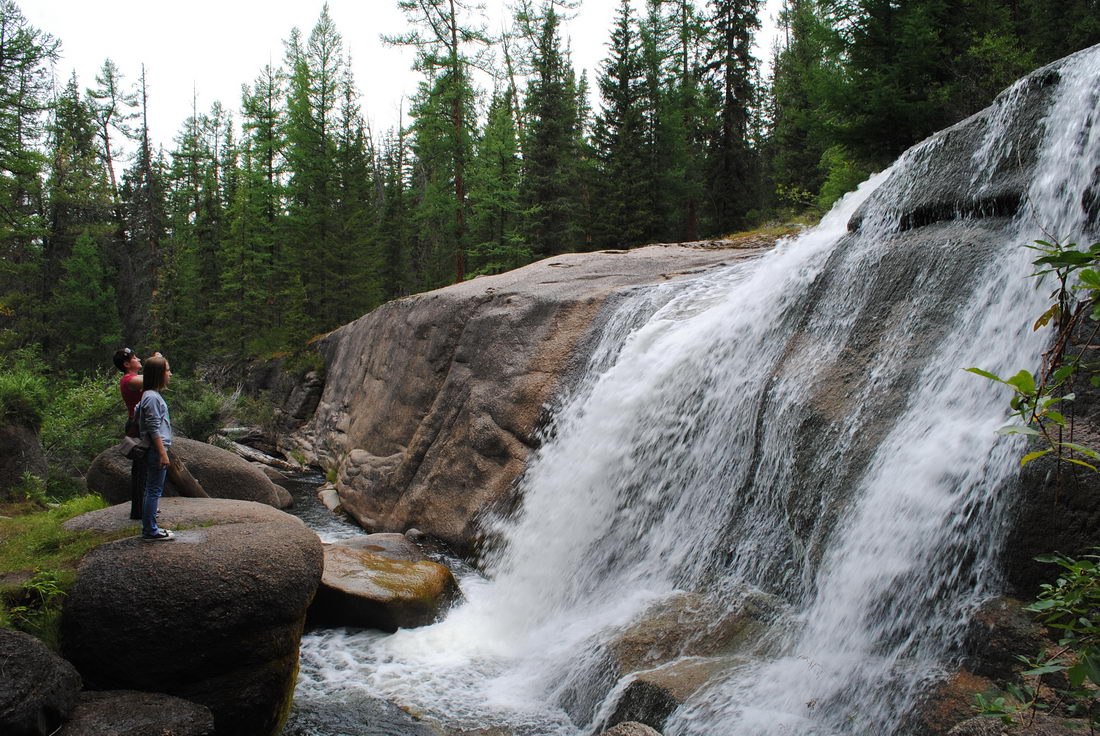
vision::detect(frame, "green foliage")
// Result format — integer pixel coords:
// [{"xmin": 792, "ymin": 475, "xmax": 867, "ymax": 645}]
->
[
  {"xmin": 0, "ymin": 368, "xmax": 47, "ymax": 430},
  {"xmin": 816, "ymin": 146, "xmax": 870, "ymax": 211},
  {"xmin": 974, "ymin": 551, "xmax": 1100, "ymax": 726},
  {"xmin": 968, "ymin": 239, "xmax": 1100, "ymax": 471},
  {"xmin": 0, "ymin": 494, "xmax": 116, "ymax": 649},
  {"xmin": 167, "ymin": 376, "xmax": 235, "ymax": 441},
  {"xmin": 39, "ymin": 370, "xmax": 118, "ymax": 483}
]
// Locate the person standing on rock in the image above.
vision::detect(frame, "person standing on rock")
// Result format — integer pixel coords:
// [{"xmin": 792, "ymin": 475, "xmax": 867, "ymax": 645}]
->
[
  {"xmin": 113, "ymin": 347, "xmax": 150, "ymax": 520},
  {"xmin": 138, "ymin": 355, "xmax": 176, "ymax": 541}
]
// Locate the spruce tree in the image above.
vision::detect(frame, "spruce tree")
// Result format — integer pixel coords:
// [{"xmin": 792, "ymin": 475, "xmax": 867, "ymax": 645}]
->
[
  {"xmin": 519, "ymin": 3, "xmax": 586, "ymax": 257},
  {"xmin": 592, "ymin": 0, "xmax": 654, "ymax": 248},
  {"xmin": 704, "ymin": 0, "xmax": 763, "ymax": 232}
]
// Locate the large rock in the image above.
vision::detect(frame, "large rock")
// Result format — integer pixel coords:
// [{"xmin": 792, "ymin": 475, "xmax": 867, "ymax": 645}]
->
[
  {"xmin": 0, "ymin": 628, "xmax": 82, "ymax": 736},
  {"xmin": 60, "ymin": 498, "xmax": 324, "ymax": 736},
  {"xmin": 289, "ymin": 244, "xmax": 759, "ymax": 551},
  {"xmin": 87, "ymin": 437, "xmax": 290, "ymax": 509},
  {"xmin": 0, "ymin": 422, "xmax": 47, "ymax": 500},
  {"xmin": 309, "ymin": 533, "xmax": 460, "ymax": 631},
  {"xmin": 598, "ymin": 723, "xmax": 663, "ymax": 736},
  {"xmin": 58, "ymin": 690, "xmax": 214, "ymax": 736}
]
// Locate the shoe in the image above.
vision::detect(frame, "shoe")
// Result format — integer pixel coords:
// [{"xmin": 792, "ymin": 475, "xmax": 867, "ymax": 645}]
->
[{"xmin": 142, "ymin": 529, "xmax": 174, "ymax": 541}]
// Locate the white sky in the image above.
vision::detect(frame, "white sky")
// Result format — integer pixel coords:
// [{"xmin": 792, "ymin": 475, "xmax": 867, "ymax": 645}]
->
[{"xmin": 23, "ymin": 0, "xmax": 782, "ymax": 151}]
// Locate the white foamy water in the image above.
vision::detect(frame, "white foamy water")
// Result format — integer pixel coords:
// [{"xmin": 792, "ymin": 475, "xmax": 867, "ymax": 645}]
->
[{"xmin": 294, "ymin": 45, "xmax": 1100, "ymax": 736}]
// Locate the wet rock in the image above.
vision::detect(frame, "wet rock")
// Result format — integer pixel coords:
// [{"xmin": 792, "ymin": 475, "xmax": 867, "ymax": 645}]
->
[
  {"xmin": 289, "ymin": 245, "xmax": 756, "ymax": 552},
  {"xmin": 58, "ymin": 690, "xmax": 214, "ymax": 736},
  {"xmin": 317, "ymin": 485, "xmax": 342, "ymax": 513},
  {"xmin": 0, "ymin": 628, "xmax": 81, "ymax": 736},
  {"xmin": 964, "ymin": 597, "xmax": 1049, "ymax": 681},
  {"xmin": 87, "ymin": 437, "xmax": 289, "ymax": 509},
  {"xmin": 948, "ymin": 713, "xmax": 1088, "ymax": 736},
  {"xmin": 909, "ymin": 669, "xmax": 997, "ymax": 736},
  {"xmin": 598, "ymin": 722, "xmax": 664, "ymax": 736},
  {"xmin": 310, "ymin": 533, "xmax": 460, "ymax": 631},
  {"xmin": 61, "ymin": 498, "xmax": 323, "ymax": 736}
]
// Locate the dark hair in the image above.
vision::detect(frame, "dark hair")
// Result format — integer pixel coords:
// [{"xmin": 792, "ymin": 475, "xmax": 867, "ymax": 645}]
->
[
  {"xmin": 143, "ymin": 355, "xmax": 170, "ymax": 392},
  {"xmin": 112, "ymin": 347, "xmax": 135, "ymax": 372}
]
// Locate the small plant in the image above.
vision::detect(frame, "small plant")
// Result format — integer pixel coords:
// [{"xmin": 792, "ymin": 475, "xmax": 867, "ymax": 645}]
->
[
  {"xmin": 968, "ymin": 238, "xmax": 1100, "ymax": 472},
  {"xmin": 976, "ymin": 551, "xmax": 1100, "ymax": 727}
]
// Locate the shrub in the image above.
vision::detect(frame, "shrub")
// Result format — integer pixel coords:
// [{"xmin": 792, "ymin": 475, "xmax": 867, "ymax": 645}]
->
[
  {"xmin": 168, "ymin": 376, "xmax": 236, "ymax": 441},
  {"xmin": 0, "ymin": 369, "xmax": 48, "ymax": 430},
  {"xmin": 40, "ymin": 370, "xmax": 119, "ymax": 485}
]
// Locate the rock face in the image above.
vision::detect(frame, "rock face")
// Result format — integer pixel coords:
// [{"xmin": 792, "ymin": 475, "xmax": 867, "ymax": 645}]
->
[
  {"xmin": 87, "ymin": 437, "xmax": 290, "ymax": 509},
  {"xmin": 289, "ymin": 244, "xmax": 758, "ymax": 551},
  {"xmin": 60, "ymin": 499, "xmax": 324, "ymax": 736},
  {"xmin": 310, "ymin": 533, "xmax": 460, "ymax": 631},
  {"xmin": 0, "ymin": 628, "xmax": 82, "ymax": 736},
  {"xmin": 0, "ymin": 422, "xmax": 47, "ymax": 500},
  {"xmin": 58, "ymin": 690, "xmax": 215, "ymax": 736}
]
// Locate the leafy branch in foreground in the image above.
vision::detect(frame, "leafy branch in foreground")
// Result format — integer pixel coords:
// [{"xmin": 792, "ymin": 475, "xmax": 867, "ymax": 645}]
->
[
  {"xmin": 967, "ymin": 238, "xmax": 1100, "ymax": 471},
  {"xmin": 976, "ymin": 551, "xmax": 1100, "ymax": 727}
]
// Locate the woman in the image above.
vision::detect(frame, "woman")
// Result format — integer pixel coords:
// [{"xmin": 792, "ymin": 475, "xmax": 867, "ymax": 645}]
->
[
  {"xmin": 137, "ymin": 355, "xmax": 175, "ymax": 541},
  {"xmin": 113, "ymin": 347, "xmax": 148, "ymax": 520}
]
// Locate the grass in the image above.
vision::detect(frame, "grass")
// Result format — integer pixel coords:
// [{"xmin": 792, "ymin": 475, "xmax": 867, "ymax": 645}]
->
[{"xmin": 0, "ymin": 494, "xmax": 127, "ymax": 649}]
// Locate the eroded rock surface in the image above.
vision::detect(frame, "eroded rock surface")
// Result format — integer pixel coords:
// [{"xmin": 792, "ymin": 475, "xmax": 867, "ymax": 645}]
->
[{"xmin": 290, "ymin": 244, "xmax": 758, "ymax": 551}]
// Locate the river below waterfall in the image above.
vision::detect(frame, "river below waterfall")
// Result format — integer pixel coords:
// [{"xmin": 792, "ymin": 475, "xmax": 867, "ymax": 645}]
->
[{"xmin": 279, "ymin": 44, "xmax": 1100, "ymax": 736}]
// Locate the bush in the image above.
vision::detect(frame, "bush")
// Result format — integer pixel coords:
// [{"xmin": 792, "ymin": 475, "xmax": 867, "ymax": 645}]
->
[
  {"xmin": 0, "ymin": 369, "xmax": 48, "ymax": 430},
  {"xmin": 168, "ymin": 376, "xmax": 235, "ymax": 441},
  {"xmin": 40, "ymin": 371, "xmax": 120, "ymax": 485},
  {"xmin": 817, "ymin": 145, "xmax": 871, "ymax": 211},
  {"xmin": 0, "ymin": 494, "xmax": 116, "ymax": 649}
]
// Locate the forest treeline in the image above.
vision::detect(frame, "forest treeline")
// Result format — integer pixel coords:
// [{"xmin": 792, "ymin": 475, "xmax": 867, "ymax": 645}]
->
[{"xmin": 1, "ymin": 0, "xmax": 1097, "ymax": 374}]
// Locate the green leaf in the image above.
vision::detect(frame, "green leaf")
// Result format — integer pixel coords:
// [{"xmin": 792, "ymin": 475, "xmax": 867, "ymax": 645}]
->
[
  {"xmin": 1005, "ymin": 369, "xmax": 1036, "ymax": 395},
  {"xmin": 996, "ymin": 425, "xmax": 1041, "ymax": 436},
  {"xmin": 1044, "ymin": 410, "xmax": 1066, "ymax": 426},
  {"xmin": 964, "ymin": 367, "xmax": 1003, "ymax": 382},
  {"xmin": 1063, "ymin": 457, "xmax": 1098, "ymax": 471},
  {"xmin": 1021, "ymin": 449, "xmax": 1053, "ymax": 466},
  {"xmin": 1060, "ymin": 442, "xmax": 1100, "ymax": 460},
  {"xmin": 1022, "ymin": 662, "xmax": 1067, "ymax": 676}
]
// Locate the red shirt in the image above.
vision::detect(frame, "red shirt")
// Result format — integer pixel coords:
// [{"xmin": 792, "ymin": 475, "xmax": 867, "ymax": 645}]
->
[{"xmin": 120, "ymin": 373, "xmax": 142, "ymax": 419}]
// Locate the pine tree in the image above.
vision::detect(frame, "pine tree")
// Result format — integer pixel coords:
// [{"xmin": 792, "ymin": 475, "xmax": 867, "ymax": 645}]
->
[
  {"xmin": 283, "ymin": 7, "xmax": 344, "ymax": 336},
  {"xmin": 388, "ymin": 0, "xmax": 490, "ymax": 283},
  {"xmin": 705, "ymin": 0, "xmax": 763, "ymax": 232},
  {"xmin": 51, "ymin": 232, "xmax": 122, "ymax": 372},
  {"xmin": 0, "ymin": 0, "xmax": 57, "ymax": 349},
  {"xmin": 468, "ymin": 85, "xmax": 525, "ymax": 274},
  {"xmin": 592, "ymin": 0, "xmax": 655, "ymax": 247},
  {"xmin": 519, "ymin": 3, "xmax": 587, "ymax": 257},
  {"xmin": 117, "ymin": 65, "xmax": 166, "ymax": 347}
]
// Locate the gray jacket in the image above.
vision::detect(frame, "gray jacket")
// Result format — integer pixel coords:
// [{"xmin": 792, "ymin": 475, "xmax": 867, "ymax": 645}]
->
[{"xmin": 137, "ymin": 390, "xmax": 173, "ymax": 447}]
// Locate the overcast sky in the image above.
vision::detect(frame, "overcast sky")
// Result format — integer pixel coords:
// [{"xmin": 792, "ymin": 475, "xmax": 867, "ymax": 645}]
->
[{"xmin": 24, "ymin": 0, "xmax": 782, "ymax": 150}]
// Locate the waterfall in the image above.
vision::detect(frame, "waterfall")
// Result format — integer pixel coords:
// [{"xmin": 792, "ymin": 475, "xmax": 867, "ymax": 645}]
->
[{"xmin": 294, "ymin": 46, "xmax": 1100, "ymax": 736}]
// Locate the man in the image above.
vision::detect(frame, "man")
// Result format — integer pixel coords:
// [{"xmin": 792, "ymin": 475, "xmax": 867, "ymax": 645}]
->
[{"xmin": 112, "ymin": 348, "xmax": 209, "ymax": 518}]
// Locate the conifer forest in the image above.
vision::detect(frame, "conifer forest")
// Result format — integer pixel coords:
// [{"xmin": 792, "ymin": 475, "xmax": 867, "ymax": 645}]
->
[{"xmin": 1, "ymin": 0, "xmax": 1097, "ymax": 374}]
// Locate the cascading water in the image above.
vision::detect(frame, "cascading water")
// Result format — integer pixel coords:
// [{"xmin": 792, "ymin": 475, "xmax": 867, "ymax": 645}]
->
[{"xmin": 292, "ymin": 45, "xmax": 1100, "ymax": 735}]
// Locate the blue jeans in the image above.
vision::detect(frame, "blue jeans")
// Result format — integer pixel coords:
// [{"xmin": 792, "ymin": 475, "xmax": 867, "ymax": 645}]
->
[{"xmin": 142, "ymin": 450, "xmax": 168, "ymax": 536}]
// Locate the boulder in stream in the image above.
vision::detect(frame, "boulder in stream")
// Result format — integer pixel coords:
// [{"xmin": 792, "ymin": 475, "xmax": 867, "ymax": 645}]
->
[{"xmin": 309, "ymin": 532, "xmax": 460, "ymax": 631}]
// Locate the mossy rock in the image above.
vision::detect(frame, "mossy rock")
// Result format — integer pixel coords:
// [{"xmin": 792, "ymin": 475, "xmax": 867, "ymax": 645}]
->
[{"xmin": 309, "ymin": 533, "xmax": 460, "ymax": 632}]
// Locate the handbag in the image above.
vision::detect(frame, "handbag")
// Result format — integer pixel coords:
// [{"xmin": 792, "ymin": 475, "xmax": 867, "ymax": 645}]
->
[
  {"xmin": 119, "ymin": 404, "xmax": 148, "ymax": 460},
  {"xmin": 119, "ymin": 435, "xmax": 148, "ymax": 460}
]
